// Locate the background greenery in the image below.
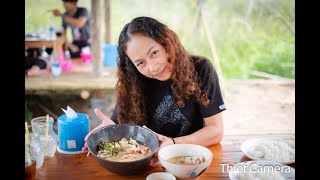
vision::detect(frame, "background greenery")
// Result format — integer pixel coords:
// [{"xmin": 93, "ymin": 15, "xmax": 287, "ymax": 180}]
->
[{"xmin": 25, "ymin": 0, "xmax": 295, "ymax": 80}]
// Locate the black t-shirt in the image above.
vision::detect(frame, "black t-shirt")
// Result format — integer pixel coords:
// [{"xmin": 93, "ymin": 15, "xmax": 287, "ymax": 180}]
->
[
  {"xmin": 62, "ymin": 7, "xmax": 90, "ymax": 42},
  {"xmin": 111, "ymin": 57, "xmax": 226, "ymax": 138}
]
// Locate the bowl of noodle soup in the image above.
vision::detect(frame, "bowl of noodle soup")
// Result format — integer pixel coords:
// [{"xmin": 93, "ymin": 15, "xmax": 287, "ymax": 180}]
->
[
  {"xmin": 87, "ymin": 124, "xmax": 159, "ymax": 175},
  {"xmin": 158, "ymin": 144, "xmax": 212, "ymax": 179}
]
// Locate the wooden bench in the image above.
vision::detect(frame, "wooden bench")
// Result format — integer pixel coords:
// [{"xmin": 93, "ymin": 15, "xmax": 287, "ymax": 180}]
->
[
  {"xmin": 25, "ymin": 71, "xmax": 117, "ymax": 96},
  {"xmin": 25, "ymin": 57, "xmax": 118, "ymax": 97}
]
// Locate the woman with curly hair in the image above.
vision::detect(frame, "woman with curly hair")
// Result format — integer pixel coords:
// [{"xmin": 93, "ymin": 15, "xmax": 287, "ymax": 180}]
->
[{"xmin": 83, "ymin": 16, "xmax": 226, "ymax": 166}]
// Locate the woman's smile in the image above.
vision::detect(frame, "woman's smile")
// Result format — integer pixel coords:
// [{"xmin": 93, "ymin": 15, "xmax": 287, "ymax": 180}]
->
[{"xmin": 152, "ymin": 66, "xmax": 166, "ymax": 77}]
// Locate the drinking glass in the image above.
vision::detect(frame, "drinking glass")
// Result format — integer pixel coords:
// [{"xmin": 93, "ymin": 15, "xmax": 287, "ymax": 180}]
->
[
  {"xmin": 29, "ymin": 133, "xmax": 44, "ymax": 168},
  {"xmin": 31, "ymin": 116, "xmax": 58, "ymax": 159}
]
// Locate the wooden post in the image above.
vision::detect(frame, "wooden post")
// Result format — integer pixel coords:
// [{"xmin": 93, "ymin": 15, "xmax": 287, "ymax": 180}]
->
[
  {"xmin": 91, "ymin": 0, "xmax": 103, "ymax": 77},
  {"xmin": 105, "ymin": 0, "xmax": 111, "ymax": 44}
]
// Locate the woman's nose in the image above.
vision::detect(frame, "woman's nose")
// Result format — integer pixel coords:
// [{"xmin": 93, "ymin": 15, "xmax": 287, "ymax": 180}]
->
[{"xmin": 148, "ymin": 61, "xmax": 160, "ymax": 75}]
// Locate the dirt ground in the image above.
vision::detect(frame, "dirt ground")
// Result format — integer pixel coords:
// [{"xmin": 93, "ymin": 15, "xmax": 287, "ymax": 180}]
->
[
  {"xmin": 222, "ymin": 79, "xmax": 295, "ymax": 135},
  {"xmin": 25, "ymin": 79, "xmax": 295, "ymax": 136}
]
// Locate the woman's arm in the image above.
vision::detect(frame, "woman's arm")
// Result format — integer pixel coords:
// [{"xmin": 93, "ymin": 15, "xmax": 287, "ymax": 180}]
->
[
  {"xmin": 174, "ymin": 112, "xmax": 224, "ymax": 146},
  {"xmin": 147, "ymin": 112, "xmax": 224, "ymax": 166},
  {"xmin": 63, "ymin": 15, "xmax": 87, "ymax": 28},
  {"xmin": 148, "ymin": 112, "xmax": 224, "ymax": 150},
  {"xmin": 52, "ymin": 9, "xmax": 87, "ymax": 28}
]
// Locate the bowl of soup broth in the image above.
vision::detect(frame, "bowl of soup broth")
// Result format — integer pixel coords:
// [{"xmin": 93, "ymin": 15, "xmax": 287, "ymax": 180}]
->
[
  {"xmin": 87, "ymin": 124, "xmax": 159, "ymax": 175},
  {"xmin": 158, "ymin": 144, "xmax": 212, "ymax": 179}
]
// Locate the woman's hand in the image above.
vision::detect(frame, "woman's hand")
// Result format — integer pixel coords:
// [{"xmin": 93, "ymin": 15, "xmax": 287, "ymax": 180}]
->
[
  {"xmin": 143, "ymin": 125, "xmax": 175, "ymax": 167},
  {"xmin": 82, "ymin": 108, "xmax": 115, "ymax": 157}
]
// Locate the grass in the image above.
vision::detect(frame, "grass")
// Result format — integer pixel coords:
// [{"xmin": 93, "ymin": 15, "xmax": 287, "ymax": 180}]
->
[{"xmin": 25, "ymin": 0, "xmax": 295, "ymax": 80}]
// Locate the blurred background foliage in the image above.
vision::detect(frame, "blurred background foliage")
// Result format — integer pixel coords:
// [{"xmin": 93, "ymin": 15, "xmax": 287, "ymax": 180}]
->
[{"xmin": 25, "ymin": 0, "xmax": 294, "ymax": 80}]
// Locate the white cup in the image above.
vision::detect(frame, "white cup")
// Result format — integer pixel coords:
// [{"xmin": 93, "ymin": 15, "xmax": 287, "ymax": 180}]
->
[{"xmin": 146, "ymin": 172, "xmax": 176, "ymax": 180}]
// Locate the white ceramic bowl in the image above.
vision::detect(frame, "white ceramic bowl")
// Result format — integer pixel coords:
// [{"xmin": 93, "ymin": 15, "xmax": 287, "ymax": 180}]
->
[
  {"xmin": 146, "ymin": 172, "xmax": 176, "ymax": 180},
  {"xmin": 158, "ymin": 144, "xmax": 212, "ymax": 179},
  {"xmin": 241, "ymin": 138, "xmax": 295, "ymax": 164},
  {"xmin": 228, "ymin": 160, "xmax": 295, "ymax": 180}
]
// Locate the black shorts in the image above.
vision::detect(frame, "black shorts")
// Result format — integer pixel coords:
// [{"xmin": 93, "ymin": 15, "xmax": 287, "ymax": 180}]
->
[
  {"xmin": 70, "ymin": 40, "xmax": 90, "ymax": 58},
  {"xmin": 25, "ymin": 57, "xmax": 47, "ymax": 70}
]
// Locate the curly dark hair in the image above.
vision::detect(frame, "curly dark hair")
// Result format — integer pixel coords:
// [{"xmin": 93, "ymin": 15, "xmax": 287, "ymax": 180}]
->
[{"xmin": 116, "ymin": 16, "xmax": 209, "ymax": 125}]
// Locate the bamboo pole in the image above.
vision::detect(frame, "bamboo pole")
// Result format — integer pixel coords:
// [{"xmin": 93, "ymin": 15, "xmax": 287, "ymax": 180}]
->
[
  {"xmin": 198, "ymin": 0, "xmax": 225, "ymax": 93},
  {"xmin": 192, "ymin": 5, "xmax": 202, "ymax": 49},
  {"xmin": 250, "ymin": 71, "xmax": 294, "ymax": 81},
  {"xmin": 91, "ymin": 0, "xmax": 103, "ymax": 77},
  {"xmin": 105, "ymin": 0, "xmax": 111, "ymax": 44}
]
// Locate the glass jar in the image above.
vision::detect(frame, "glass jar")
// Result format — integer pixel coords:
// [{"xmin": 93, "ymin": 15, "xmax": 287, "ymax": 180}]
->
[
  {"xmin": 31, "ymin": 116, "xmax": 58, "ymax": 159},
  {"xmin": 29, "ymin": 133, "xmax": 44, "ymax": 168},
  {"xmin": 25, "ymin": 136, "xmax": 36, "ymax": 180}
]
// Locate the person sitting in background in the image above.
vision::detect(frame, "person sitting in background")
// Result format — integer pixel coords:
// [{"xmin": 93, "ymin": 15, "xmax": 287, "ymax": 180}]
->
[
  {"xmin": 25, "ymin": 56, "xmax": 51, "ymax": 77},
  {"xmin": 52, "ymin": 0, "xmax": 90, "ymax": 58},
  {"xmin": 25, "ymin": 47, "xmax": 51, "ymax": 77}
]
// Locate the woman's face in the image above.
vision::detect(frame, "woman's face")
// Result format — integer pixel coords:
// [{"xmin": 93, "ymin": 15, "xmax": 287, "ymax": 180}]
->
[{"xmin": 126, "ymin": 34, "xmax": 173, "ymax": 81}]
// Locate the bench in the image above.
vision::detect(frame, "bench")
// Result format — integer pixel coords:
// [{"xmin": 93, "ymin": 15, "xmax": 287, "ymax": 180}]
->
[
  {"xmin": 25, "ymin": 58, "xmax": 118, "ymax": 97},
  {"xmin": 25, "ymin": 71, "xmax": 117, "ymax": 95}
]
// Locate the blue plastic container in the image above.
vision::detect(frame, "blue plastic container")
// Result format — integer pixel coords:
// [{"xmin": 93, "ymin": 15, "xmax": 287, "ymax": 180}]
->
[
  {"xmin": 103, "ymin": 43, "xmax": 118, "ymax": 67},
  {"xmin": 57, "ymin": 113, "xmax": 90, "ymax": 154}
]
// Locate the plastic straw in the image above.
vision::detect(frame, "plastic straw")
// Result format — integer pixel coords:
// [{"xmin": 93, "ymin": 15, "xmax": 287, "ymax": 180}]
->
[
  {"xmin": 25, "ymin": 133, "xmax": 31, "ymax": 164},
  {"xmin": 46, "ymin": 115, "xmax": 49, "ymax": 156},
  {"xmin": 25, "ymin": 122, "xmax": 29, "ymax": 144}
]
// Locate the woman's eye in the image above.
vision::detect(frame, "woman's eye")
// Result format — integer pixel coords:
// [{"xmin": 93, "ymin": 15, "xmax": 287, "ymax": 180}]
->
[
  {"xmin": 152, "ymin": 50, "xmax": 158, "ymax": 55},
  {"xmin": 137, "ymin": 62, "xmax": 143, "ymax": 67}
]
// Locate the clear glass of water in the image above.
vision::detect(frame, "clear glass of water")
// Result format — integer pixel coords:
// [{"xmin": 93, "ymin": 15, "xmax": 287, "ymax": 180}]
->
[
  {"xmin": 31, "ymin": 116, "xmax": 58, "ymax": 159},
  {"xmin": 29, "ymin": 133, "xmax": 44, "ymax": 168}
]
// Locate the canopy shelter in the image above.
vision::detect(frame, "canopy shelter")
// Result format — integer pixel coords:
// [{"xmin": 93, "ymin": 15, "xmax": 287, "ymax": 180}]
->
[{"xmin": 25, "ymin": 0, "xmax": 115, "ymax": 98}]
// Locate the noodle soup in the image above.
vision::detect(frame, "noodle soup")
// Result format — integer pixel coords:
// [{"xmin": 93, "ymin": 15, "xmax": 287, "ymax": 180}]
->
[
  {"xmin": 87, "ymin": 124, "xmax": 159, "ymax": 175},
  {"xmin": 167, "ymin": 156, "xmax": 206, "ymax": 165},
  {"xmin": 97, "ymin": 137, "xmax": 151, "ymax": 162},
  {"xmin": 158, "ymin": 144, "xmax": 212, "ymax": 179}
]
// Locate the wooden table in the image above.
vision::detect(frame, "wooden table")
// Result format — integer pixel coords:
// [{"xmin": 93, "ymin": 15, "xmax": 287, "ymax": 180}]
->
[
  {"xmin": 34, "ymin": 134, "xmax": 295, "ymax": 180},
  {"xmin": 25, "ymin": 36, "xmax": 65, "ymax": 57}
]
